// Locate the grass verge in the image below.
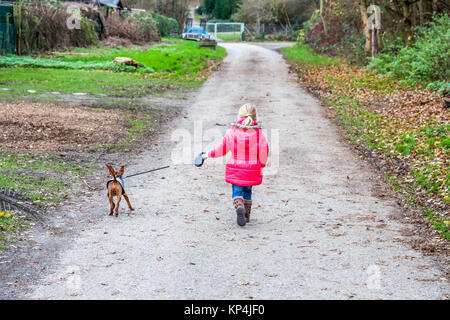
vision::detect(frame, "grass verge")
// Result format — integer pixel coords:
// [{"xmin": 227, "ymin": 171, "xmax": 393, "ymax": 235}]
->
[
  {"xmin": 282, "ymin": 43, "xmax": 449, "ymax": 239},
  {"xmin": 0, "ymin": 39, "xmax": 226, "ymax": 101},
  {"xmin": 0, "ymin": 151, "xmax": 96, "ymax": 206},
  {"xmin": 0, "ymin": 211, "xmax": 28, "ymax": 250}
]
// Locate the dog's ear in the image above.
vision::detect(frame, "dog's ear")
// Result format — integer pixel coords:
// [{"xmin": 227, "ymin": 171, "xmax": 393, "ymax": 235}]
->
[
  {"xmin": 106, "ymin": 165, "xmax": 116, "ymax": 177},
  {"xmin": 118, "ymin": 166, "xmax": 125, "ymax": 175}
]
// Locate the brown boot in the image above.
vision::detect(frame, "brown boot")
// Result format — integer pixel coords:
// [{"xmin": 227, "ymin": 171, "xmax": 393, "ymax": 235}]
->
[
  {"xmin": 233, "ymin": 197, "xmax": 246, "ymax": 226},
  {"xmin": 244, "ymin": 200, "xmax": 252, "ymax": 223}
]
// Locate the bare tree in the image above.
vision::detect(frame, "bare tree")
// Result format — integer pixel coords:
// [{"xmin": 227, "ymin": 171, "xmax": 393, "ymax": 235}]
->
[
  {"xmin": 359, "ymin": 0, "xmax": 371, "ymax": 53},
  {"xmin": 233, "ymin": 0, "xmax": 275, "ymax": 33},
  {"xmin": 319, "ymin": 0, "xmax": 328, "ymax": 34}
]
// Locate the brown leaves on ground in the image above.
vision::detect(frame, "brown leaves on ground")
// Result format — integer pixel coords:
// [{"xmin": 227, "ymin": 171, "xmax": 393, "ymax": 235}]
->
[
  {"xmin": 371, "ymin": 90, "xmax": 448, "ymax": 128},
  {"xmin": 0, "ymin": 101, "xmax": 127, "ymax": 151},
  {"xmin": 291, "ymin": 58, "xmax": 449, "ymax": 224},
  {"xmin": 296, "ymin": 63, "xmax": 449, "ymax": 128}
]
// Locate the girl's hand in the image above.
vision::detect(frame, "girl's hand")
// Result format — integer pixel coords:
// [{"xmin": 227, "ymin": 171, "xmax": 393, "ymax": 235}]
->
[{"xmin": 195, "ymin": 152, "xmax": 207, "ymax": 167}]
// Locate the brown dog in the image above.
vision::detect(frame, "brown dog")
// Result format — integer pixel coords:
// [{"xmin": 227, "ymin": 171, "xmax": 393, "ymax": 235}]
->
[{"xmin": 106, "ymin": 165, "xmax": 134, "ymax": 216}]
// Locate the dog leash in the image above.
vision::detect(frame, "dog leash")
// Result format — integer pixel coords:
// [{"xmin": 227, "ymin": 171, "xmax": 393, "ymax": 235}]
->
[{"xmin": 125, "ymin": 165, "xmax": 170, "ymax": 178}]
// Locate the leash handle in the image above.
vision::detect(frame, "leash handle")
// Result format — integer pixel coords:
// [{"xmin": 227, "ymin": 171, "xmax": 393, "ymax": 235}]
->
[
  {"xmin": 125, "ymin": 165, "xmax": 170, "ymax": 178},
  {"xmin": 195, "ymin": 152, "xmax": 206, "ymax": 167}
]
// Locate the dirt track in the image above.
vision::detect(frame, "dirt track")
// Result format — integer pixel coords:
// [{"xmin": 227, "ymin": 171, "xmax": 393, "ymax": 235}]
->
[{"xmin": 3, "ymin": 43, "xmax": 449, "ymax": 299}]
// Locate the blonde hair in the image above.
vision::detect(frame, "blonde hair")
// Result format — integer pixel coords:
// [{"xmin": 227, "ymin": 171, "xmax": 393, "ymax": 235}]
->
[{"xmin": 238, "ymin": 103, "xmax": 258, "ymax": 127}]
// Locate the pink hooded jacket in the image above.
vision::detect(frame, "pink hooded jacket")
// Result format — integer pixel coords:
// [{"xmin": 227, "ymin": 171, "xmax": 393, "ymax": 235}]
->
[{"xmin": 208, "ymin": 118, "xmax": 269, "ymax": 186}]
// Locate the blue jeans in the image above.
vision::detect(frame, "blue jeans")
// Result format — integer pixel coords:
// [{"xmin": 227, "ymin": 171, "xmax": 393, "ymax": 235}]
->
[{"xmin": 232, "ymin": 185, "xmax": 252, "ymax": 200}]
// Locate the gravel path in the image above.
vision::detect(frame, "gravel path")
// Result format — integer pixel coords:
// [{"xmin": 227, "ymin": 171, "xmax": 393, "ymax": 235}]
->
[{"xmin": 25, "ymin": 43, "xmax": 448, "ymax": 299}]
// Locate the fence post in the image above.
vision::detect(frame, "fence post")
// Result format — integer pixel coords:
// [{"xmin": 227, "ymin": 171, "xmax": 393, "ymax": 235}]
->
[
  {"xmin": 6, "ymin": 13, "xmax": 10, "ymax": 54},
  {"xmin": 371, "ymin": 28, "xmax": 376, "ymax": 57}
]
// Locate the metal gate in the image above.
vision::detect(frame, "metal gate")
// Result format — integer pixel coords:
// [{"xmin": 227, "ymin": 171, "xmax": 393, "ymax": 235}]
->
[
  {"xmin": 0, "ymin": 4, "xmax": 16, "ymax": 55},
  {"xmin": 184, "ymin": 21, "xmax": 245, "ymax": 41},
  {"xmin": 205, "ymin": 22, "xmax": 245, "ymax": 41}
]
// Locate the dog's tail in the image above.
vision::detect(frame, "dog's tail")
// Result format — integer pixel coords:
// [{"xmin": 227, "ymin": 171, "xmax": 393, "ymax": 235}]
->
[{"xmin": 106, "ymin": 165, "xmax": 117, "ymax": 181}]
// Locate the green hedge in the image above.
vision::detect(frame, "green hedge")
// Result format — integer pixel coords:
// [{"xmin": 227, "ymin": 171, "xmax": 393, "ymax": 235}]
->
[
  {"xmin": 134, "ymin": 12, "xmax": 179, "ymax": 37},
  {"xmin": 150, "ymin": 12, "xmax": 179, "ymax": 36},
  {"xmin": 368, "ymin": 14, "xmax": 450, "ymax": 95}
]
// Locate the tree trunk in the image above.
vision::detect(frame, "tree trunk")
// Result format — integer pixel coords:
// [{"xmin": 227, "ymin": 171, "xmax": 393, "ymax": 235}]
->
[
  {"xmin": 256, "ymin": 10, "xmax": 261, "ymax": 36},
  {"xmin": 402, "ymin": 0, "xmax": 413, "ymax": 46},
  {"xmin": 418, "ymin": 0, "xmax": 425, "ymax": 25},
  {"xmin": 432, "ymin": 0, "xmax": 438, "ymax": 11},
  {"xmin": 376, "ymin": 27, "xmax": 383, "ymax": 51},
  {"xmin": 359, "ymin": 0, "xmax": 371, "ymax": 53},
  {"xmin": 320, "ymin": 0, "xmax": 328, "ymax": 35}
]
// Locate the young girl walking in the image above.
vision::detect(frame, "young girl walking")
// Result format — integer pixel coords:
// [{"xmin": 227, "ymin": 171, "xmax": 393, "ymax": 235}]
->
[{"xmin": 204, "ymin": 103, "xmax": 269, "ymax": 226}]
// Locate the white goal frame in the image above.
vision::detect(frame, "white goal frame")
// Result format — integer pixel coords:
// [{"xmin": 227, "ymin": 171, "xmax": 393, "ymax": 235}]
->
[{"xmin": 204, "ymin": 22, "xmax": 245, "ymax": 41}]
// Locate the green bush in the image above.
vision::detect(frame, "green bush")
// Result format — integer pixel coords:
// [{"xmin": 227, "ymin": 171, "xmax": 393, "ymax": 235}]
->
[
  {"xmin": 133, "ymin": 13, "xmax": 160, "ymax": 41},
  {"xmin": 427, "ymin": 81, "xmax": 450, "ymax": 97},
  {"xmin": 13, "ymin": 1, "xmax": 98, "ymax": 54},
  {"xmin": 368, "ymin": 14, "xmax": 450, "ymax": 90},
  {"xmin": 105, "ymin": 12, "xmax": 160, "ymax": 43},
  {"xmin": 147, "ymin": 12, "xmax": 179, "ymax": 37},
  {"xmin": 127, "ymin": 11, "xmax": 178, "ymax": 38},
  {"xmin": 71, "ymin": 16, "xmax": 99, "ymax": 48}
]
